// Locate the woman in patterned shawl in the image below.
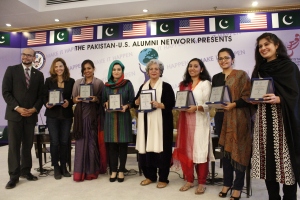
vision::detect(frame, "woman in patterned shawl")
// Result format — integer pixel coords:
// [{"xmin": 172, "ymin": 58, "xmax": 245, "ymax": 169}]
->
[
  {"xmin": 103, "ymin": 60, "xmax": 135, "ymax": 182},
  {"xmin": 215, "ymin": 48, "xmax": 252, "ymax": 200},
  {"xmin": 251, "ymin": 33, "xmax": 300, "ymax": 200}
]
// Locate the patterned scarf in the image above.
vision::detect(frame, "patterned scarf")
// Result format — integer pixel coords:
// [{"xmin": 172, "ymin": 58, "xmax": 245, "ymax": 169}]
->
[{"xmin": 105, "ymin": 60, "xmax": 128, "ymax": 89}]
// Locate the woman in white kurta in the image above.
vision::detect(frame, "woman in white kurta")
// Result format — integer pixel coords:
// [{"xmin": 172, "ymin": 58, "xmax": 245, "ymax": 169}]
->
[{"xmin": 173, "ymin": 58, "xmax": 215, "ymax": 195}]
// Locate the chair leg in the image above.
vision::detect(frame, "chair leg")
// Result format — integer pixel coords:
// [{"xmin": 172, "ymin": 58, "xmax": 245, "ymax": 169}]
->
[
  {"xmin": 136, "ymin": 153, "xmax": 142, "ymax": 176},
  {"xmin": 211, "ymin": 161, "xmax": 215, "ymax": 184},
  {"xmin": 246, "ymin": 165, "xmax": 251, "ymax": 197},
  {"xmin": 43, "ymin": 144, "xmax": 47, "ymax": 163},
  {"xmin": 68, "ymin": 137, "xmax": 72, "ymax": 172}
]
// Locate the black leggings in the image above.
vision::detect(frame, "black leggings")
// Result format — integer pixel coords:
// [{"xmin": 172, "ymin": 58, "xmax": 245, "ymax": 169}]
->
[{"xmin": 107, "ymin": 143, "xmax": 128, "ymax": 172}]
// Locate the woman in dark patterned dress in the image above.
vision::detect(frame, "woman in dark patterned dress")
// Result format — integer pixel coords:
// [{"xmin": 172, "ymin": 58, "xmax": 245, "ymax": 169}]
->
[
  {"xmin": 215, "ymin": 48, "xmax": 252, "ymax": 200},
  {"xmin": 251, "ymin": 33, "xmax": 300, "ymax": 200},
  {"xmin": 103, "ymin": 60, "xmax": 135, "ymax": 182},
  {"xmin": 72, "ymin": 59, "xmax": 105, "ymax": 181}
]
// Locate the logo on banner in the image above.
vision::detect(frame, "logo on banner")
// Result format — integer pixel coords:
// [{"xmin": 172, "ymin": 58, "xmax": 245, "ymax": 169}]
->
[
  {"xmin": 33, "ymin": 51, "xmax": 46, "ymax": 70},
  {"xmin": 138, "ymin": 48, "xmax": 159, "ymax": 82},
  {"xmin": 287, "ymin": 33, "xmax": 300, "ymax": 57},
  {"xmin": 0, "ymin": 33, "xmax": 10, "ymax": 46}
]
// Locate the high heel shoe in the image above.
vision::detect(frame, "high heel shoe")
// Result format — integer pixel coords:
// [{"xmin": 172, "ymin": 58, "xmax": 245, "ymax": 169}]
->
[
  {"xmin": 109, "ymin": 172, "xmax": 117, "ymax": 182},
  {"xmin": 117, "ymin": 172, "xmax": 124, "ymax": 182},
  {"xmin": 218, "ymin": 186, "xmax": 232, "ymax": 198},
  {"xmin": 230, "ymin": 190, "xmax": 241, "ymax": 200}
]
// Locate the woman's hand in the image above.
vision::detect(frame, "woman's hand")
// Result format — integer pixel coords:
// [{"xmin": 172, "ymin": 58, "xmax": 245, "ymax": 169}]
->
[
  {"xmin": 263, "ymin": 93, "xmax": 280, "ymax": 104},
  {"xmin": 104, "ymin": 101, "xmax": 108, "ymax": 109},
  {"xmin": 222, "ymin": 102, "xmax": 236, "ymax": 111},
  {"xmin": 186, "ymin": 105, "xmax": 197, "ymax": 113},
  {"xmin": 90, "ymin": 96, "xmax": 98, "ymax": 103},
  {"xmin": 151, "ymin": 101, "xmax": 164, "ymax": 109},
  {"xmin": 119, "ymin": 104, "xmax": 129, "ymax": 113},
  {"xmin": 74, "ymin": 96, "xmax": 82, "ymax": 104},
  {"xmin": 46, "ymin": 102, "xmax": 54, "ymax": 109},
  {"xmin": 61, "ymin": 99, "xmax": 69, "ymax": 108},
  {"xmin": 135, "ymin": 98, "xmax": 140, "ymax": 105}
]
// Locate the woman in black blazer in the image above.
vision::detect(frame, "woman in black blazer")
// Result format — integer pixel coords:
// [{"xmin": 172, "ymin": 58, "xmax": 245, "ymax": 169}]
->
[{"xmin": 44, "ymin": 57, "xmax": 75, "ymax": 180}]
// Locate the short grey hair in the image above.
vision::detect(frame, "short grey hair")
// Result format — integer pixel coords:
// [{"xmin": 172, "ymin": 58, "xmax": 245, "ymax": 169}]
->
[{"xmin": 145, "ymin": 59, "xmax": 164, "ymax": 77}]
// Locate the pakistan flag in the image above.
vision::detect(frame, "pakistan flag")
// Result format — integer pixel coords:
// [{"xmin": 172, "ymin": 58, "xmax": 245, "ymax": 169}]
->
[
  {"xmin": 150, "ymin": 20, "xmax": 175, "ymax": 35},
  {"xmin": 209, "ymin": 16, "xmax": 235, "ymax": 32},
  {"xmin": 97, "ymin": 24, "xmax": 119, "ymax": 39},
  {"xmin": 272, "ymin": 11, "xmax": 300, "ymax": 28},
  {"xmin": 0, "ymin": 33, "xmax": 10, "ymax": 46},
  {"xmin": 49, "ymin": 29, "xmax": 69, "ymax": 44}
]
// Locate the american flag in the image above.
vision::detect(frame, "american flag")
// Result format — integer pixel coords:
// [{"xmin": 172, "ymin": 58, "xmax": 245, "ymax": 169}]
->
[
  {"xmin": 27, "ymin": 32, "xmax": 46, "ymax": 46},
  {"xmin": 72, "ymin": 27, "xmax": 93, "ymax": 41},
  {"xmin": 123, "ymin": 22, "xmax": 147, "ymax": 37},
  {"xmin": 179, "ymin": 18, "xmax": 205, "ymax": 33},
  {"xmin": 240, "ymin": 14, "xmax": 267, "ymax": 30}
]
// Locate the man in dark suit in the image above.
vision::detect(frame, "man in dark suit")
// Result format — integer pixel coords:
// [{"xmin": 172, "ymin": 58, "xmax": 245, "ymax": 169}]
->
[{"xmin": 2, "ymin": 48, "xmax": 44, "ymax": 189}]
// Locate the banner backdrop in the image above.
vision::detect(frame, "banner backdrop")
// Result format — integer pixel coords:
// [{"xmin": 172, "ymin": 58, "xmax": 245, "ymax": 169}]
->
[{"xmin": 0, "ymin": 29, "xmax": 299, "ymax": 125}]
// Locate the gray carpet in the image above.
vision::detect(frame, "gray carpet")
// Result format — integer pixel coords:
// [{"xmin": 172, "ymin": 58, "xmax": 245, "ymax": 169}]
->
[{"xmin": 0, "ymin": 145, "xmax": 299, "ymax": 200}]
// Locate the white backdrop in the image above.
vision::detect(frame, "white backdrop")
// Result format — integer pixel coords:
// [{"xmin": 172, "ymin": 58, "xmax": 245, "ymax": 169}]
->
[{"xmin": 0, "ymin": 29, "xmax": 299, "ymax": 125}]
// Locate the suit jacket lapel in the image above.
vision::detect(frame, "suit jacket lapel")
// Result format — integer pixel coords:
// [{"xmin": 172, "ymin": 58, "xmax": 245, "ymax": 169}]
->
[{"xmin": 17, "ymin": 64, "xmax": 27, "ymax": 88}]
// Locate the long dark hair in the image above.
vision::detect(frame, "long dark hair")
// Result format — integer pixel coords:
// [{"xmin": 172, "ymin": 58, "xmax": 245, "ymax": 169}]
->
[
  {"xmin": 252, "ymin": 32, "xmax": 290, "ymax": 78},
  {"xmin": 181, "ymin": 58, "xmax": 211, "ymax": 86},
  {"xmin": 81, "ymin": 59, "xmax": 95, "ymax": 77}
]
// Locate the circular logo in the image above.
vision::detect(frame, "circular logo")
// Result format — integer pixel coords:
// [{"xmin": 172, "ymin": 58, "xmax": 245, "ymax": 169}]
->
[
  {"xmin": 33, "ymin": 51, "xmax": 46, "ymax": 70},
  {"xmin": 138, "ymin": 48, "xmax": 159, "ymax": 66}
]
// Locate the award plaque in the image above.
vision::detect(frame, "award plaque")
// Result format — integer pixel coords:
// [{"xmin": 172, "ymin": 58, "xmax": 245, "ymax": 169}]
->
[
  {"xmin": 138, "ymin": 93, "xmax": 153, "ymax": 112},
  {"xmin": 78, "ymin": 84, "xmax": 93, "ymax": 100},
  {"xmin": 48, "ymin": 89, "xmax": 64, "ymax": 106},
  {"xmin": 206, "ymin": 86, "xmax": 232, "ymax": 109},
  {"xmin": 249, "ymin": 78, "xmax": 275, "ymax": 102},
  {"xmin": 141, "ymin": 89, "xmax": 156, "ymax": 101},
  {"xmin": 108, "ymin": 94, "xmax": 122, "ymax": 111},
  {"xmin": 173, "ymin": 91, "xmax": 196, "ymax": 110}
]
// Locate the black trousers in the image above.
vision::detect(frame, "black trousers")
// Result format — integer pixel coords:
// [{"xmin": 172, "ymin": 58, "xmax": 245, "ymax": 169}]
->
[
  {"xmin": 7, "ymin": 119, "xmax": 35, "ymax": 180},
  {"xmin": 222, "ymin": 156, "xmax": 245, "ymax": 190},
  {"xmin": 141, "ymin": 166, "xmax": 170, "ymax": 183},
  {"xmin": 107, "ymin": 143, "xmax": 128, "ymax": 172},
  {"xmin": 265, "ymin": 180, "xmax": 297, "ymax": 200}
]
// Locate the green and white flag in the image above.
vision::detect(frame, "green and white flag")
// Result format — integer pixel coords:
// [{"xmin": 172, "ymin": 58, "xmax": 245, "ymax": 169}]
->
[
  {"xmin": 150, "ymin": 20, "xmax": 175, "ymax": 35},
  {"xmin": 272, "ymin": 11, "xmax": 300, "ymax": 28},
  {"xmin": 209, "ymin": 16, "xmax": 235, "ymax": 32},
  {"xmin": 49, "ymin": 29, "xmax": 69, "ymax": 44},
  {"xmin": 0, "ymin": 32, "xmax": 10, "ymax": 46},
  {"xmin": 97, "ymin": 24, "xmax": 119, "ymax": 39}
]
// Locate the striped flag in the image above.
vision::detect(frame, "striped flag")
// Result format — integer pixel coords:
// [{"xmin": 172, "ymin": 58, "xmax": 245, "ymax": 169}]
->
[
  {"xmin": 179, "ymin": 18, "xmax": 205, "ymax": 34},
  {"xmin": 123, "ymin": 22, "xmax": 147, "ymax": 37},
  {"xmin": 27, "ymin": 32, "xmax": 46, "ymax": 46},
  {"xmin": 239, "ymin": 14, "xmax": 267, "ymax": 30},
  {"xmin": 72, "ymin": 27, "xmax": 93, "ymax": 41}
]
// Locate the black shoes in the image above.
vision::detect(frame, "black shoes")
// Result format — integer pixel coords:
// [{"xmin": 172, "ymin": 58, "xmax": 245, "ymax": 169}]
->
[
  {"xmin": 5, "ymin": 179, "xmax": 19, "ymax": 189},
  {"xmin": 109, "ymin": 172, "xmax": 117, "ymax": 182},
  {"xmin": 54, "ymin": 166, "xmax": 62, "ymax": 180},
  {"xmin": 61, "ymin": 166, "xmax": 71, "ymax": 177},
  {"xmin": 20, "ymin": 173, "xmax": 38, "ymax": 181},
  {"xmin": 117, "ymin": 172, "xmax": 124, "ymax": 182},
  {"xmin": 219, "ymin": 187, "xmax": 232, "ymax": 198}
]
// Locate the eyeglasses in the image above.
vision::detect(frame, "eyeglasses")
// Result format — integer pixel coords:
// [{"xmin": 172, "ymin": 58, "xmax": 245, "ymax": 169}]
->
[
  {"xmin": 21, "ymin": 53, "xmax": 34, "ymax": 58},
  {"xmin": 218, "ymin": 56, "xmax": 231, "ymax": 61}
]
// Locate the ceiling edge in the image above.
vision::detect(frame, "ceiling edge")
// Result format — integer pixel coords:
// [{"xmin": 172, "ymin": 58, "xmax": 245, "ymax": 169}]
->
[{"xmin": 2, "ymin": 4, "xmax": 300, "ymax": 32}]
